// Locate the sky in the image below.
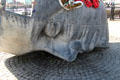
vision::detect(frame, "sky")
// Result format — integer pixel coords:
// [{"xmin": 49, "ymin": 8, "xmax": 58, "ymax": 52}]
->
[
  {"xmin": 104, "ymin": 0, "xmax": 120, "ymax": 3},
  {"xmin": 115, "ymin": 0, "xmax": 120, "ymax": 3},
  {"xmin": 6, "ymin": 0, "xmax": 32, "ymax": 4}
]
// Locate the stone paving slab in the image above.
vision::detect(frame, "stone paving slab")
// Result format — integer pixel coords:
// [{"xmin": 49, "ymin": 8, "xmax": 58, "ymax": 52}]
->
[{"xmin": 108, "ymin": 20, "xmax": 120, "ymax": 42}]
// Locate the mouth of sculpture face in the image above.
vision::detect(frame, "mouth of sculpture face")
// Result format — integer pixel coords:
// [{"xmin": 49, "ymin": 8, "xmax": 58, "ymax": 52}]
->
[{"xmin": 59, "ymin": 0, "xmax": 83, "ymax": 10}]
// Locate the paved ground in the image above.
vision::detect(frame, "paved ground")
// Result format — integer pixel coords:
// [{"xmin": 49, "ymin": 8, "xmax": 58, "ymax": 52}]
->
[
  {"xmin": 108, "ymin": 19, "xmax": 120, "ymax": 42},
  {"xmin": 0, "ymin": 20, "xmax": 120, "ymax": 80}
]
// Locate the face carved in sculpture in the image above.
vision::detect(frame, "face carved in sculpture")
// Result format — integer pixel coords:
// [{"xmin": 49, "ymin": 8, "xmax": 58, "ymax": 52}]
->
[{"xmin": 0, "ymin": 0, "xmax": 108, "ymax": 62}]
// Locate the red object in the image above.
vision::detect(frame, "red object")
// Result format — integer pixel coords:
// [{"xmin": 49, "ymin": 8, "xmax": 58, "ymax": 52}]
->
[
  {"xmin": 92, "ymin": 0, "xmax": 99, "ymax": 8},
  {"xmin": 84, "ymin": 0, "xmax": 93, "ymax": 8},
  {"xmin": 74, "ymin": 0, "xmax": 99, "ymax": 8},
  {"xmin": 75, "ymin": 0, "xmax": 81, "ymax": 1}
]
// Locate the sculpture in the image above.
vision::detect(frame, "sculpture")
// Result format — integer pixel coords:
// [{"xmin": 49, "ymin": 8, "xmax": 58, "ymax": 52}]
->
[{"xmin": 0, "ymin": 0, "xmax": 109, "ymax": 61}]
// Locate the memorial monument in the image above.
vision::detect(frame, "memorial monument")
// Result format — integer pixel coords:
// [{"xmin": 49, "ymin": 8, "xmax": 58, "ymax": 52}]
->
[{"xmin": 0, "ymin": 0, "xmax": 109, "ymax": 61}]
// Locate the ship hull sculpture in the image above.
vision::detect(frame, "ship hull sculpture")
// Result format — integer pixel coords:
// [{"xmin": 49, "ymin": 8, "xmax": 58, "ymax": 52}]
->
[{"xmin": 0, "ymin": 0, "xmax": 108, "ymax": 61}]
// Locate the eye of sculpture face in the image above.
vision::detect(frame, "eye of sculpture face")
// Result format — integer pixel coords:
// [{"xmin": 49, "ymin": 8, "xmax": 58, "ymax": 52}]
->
[{"xmin": 5, "ymin": 0, "xmax": 35, "ymax": 17}]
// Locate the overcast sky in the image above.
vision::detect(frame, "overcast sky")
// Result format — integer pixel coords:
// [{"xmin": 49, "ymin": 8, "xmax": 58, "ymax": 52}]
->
[
  {"xmin": 6, "ymin": 0, "xmax": 32, "ymax": 4},
  {"xmin": 104, "ymin": 0, "xmax": 120, "ymax": 3}
]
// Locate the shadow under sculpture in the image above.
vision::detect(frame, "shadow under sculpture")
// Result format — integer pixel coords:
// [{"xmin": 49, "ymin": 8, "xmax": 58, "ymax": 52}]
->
[{"xmin": 0, "ymin": 0, "xmax": 109, "ymax": 61}]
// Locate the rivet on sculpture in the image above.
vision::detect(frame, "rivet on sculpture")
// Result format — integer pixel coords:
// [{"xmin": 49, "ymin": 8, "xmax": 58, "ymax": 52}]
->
[{"xmin": 0, "ymin": 0, "xmax": 109, "ymax": 61}]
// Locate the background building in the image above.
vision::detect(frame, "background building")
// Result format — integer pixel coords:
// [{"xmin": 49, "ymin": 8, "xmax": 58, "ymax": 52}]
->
[{"xmin": 5, "ymin": 0, "xmax": 35, "ymax": 16}]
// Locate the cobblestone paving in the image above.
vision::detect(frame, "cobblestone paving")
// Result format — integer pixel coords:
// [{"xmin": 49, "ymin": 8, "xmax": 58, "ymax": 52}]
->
[{"xmin": 0, "ymin": 20, "xmax": 120, "ymax": 80}]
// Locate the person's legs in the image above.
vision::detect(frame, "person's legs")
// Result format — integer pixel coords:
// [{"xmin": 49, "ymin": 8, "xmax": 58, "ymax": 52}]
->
[
  {"xmin": 119, "ymin": 11, "xmax": 120, "ymax": 19},
  {"xmin": 110, "ymin": 8, "xmax": 114, "ymax": 20}
]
